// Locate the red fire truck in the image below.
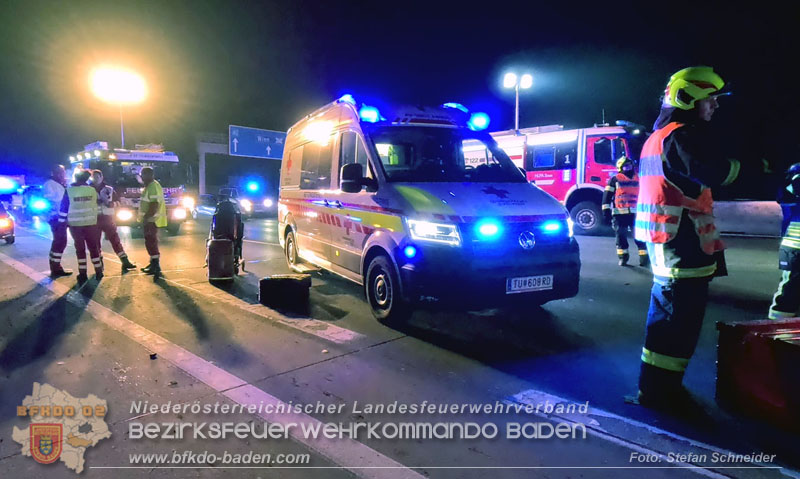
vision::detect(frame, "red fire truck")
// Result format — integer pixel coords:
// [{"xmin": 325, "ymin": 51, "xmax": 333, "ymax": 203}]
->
[{"xmin": 464, "ymin": 121, "xmax": 646, "ymax": 234}]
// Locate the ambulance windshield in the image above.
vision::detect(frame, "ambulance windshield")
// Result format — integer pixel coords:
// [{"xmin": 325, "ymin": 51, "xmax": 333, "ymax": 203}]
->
[{"xmin": 367, "ymin": 126, "xmax": 526, "ymax": 183}]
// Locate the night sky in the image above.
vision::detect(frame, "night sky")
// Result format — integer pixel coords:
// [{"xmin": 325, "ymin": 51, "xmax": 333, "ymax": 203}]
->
[{"xmin": 1, "ymin": 0, "xmax": 798, "ymax": 191}]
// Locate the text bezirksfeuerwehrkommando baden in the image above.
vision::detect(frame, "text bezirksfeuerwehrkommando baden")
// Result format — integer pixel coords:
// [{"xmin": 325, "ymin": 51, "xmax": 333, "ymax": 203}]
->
[{"xmin": 128, "ymin": 400, "xmax": 590, "ymax": 441}]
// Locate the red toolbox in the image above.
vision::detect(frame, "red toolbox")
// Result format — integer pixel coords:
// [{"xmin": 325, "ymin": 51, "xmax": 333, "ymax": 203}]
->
[{"xmin": 716, "ymin": 318, "xmax": 800, "ymax": 430}]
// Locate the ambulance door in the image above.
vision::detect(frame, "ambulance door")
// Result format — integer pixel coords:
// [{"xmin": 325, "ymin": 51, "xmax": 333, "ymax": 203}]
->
[
  {"xmin": 525, "ymin": 140, "xmax": 578, "ymax": 202},
  {"xmin": 585, "ymin": 136, "xmax": 628, "ymax": 187},
  {"xmin": 296, "ymin": 138, "xmax": 335, "ymax": 264},
  {"xmin": 330, "ymin": 130, "xmax": 374, "ymax": 274}
]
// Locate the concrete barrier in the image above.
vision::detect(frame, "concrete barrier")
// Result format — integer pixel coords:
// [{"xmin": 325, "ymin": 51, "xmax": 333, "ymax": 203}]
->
[{"xmin": 715, "ymin": 201, "xmax": 782, "ymax": 237}]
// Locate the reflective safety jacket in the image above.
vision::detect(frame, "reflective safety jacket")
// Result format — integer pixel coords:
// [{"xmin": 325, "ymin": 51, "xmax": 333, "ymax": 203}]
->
[
  {"xmin": 778, "ymin": 196, "xmax": 800, "ymax": 270},
  {"xmin": 602, "ymin": 172, "xmax": 639, "ymax": 215},
  {"xmin": 59, "ymin": 184, "xmax": 98, "ymax": 226},
  {"xmin": 139, "ymin": 180, "xmax": 168, "ymax": 228},
  {"xmin": 634, "ymin": 121, "xmax": 740, "ymax": 280}
]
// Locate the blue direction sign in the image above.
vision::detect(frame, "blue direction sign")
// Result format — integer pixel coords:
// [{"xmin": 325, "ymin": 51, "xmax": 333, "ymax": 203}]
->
[{"xmin": 228, "ymin": 125, "xmax": 286, "ymax": 159}]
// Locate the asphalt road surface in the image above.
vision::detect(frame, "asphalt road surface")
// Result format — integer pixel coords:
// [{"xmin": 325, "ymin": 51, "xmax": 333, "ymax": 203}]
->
[{"xmin": 0, "ymin": 216, "xmax": 797, "ymax": 479}]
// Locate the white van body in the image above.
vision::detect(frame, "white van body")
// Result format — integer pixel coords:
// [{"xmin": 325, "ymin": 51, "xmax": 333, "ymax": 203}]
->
[{"xmin": 278, "ymin": 98, "xmax": 581, "ymax": 321}]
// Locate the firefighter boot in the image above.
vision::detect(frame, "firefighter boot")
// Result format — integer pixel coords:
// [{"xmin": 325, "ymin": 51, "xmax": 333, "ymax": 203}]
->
[
  {"xmin": 142, "ymin": 258, "xmax": 161, "ymax": 277},
  {"xmin": 120, "ymin": 256, "xmax": 137, "ymax": 271},
  {"xmin": 76, "ymin": 273, "xmax": 88, "ymax": 285},
  {"xmin": 618, "ymin": 251, "xmax": 629, "ymax": 266},
  {"xmin": 95, "ymin": 267, "xmax": 104, "ymax": 281},
  {"xmin": 50, "ymin": 262, "xmax": 73, "ymax": 278},
  {"xmin": 639, "ymin": 251, "xmax": 650, "ymax": 267}
]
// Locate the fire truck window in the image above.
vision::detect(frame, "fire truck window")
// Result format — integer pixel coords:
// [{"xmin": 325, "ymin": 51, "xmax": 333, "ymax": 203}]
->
[
  {"xmin": 612, "ymin": 138, "xmax": 627, "ymax": 160},
  {"xmin": 300, "ymin": 138, "xmax": 333, "ymax": 190},
  {"xmin": 593, "ymin": 137, "xmax": 616, "ymax": 165},
  {"xmin": 527, "ymin": 141, "xmax": 577, "ymax": 170}
]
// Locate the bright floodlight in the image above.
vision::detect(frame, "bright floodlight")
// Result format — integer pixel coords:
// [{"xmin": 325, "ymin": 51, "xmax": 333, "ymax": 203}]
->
[
  {"xmin": 520, "ymin": 74, "xmax": 533, "ymax": 89},
  {"xmin": 503, "ymin": 72, "xmax": 518, "ymax": 89},
  {"xmin": 90, "ymin": 67, "xmax": 147, "ymax": 105}
]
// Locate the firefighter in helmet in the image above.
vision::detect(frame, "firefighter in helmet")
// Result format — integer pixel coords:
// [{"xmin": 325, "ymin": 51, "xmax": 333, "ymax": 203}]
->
[{"xmin": 603, "ymin": 155, "xmax": 648, "ymax": 266}]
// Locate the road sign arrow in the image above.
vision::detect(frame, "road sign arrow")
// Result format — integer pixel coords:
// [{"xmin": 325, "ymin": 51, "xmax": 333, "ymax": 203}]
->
[
  {"xmin": 266, "ymin": 146, "xmax": 271, "ymax": 155},
  {"xmin": 233, "ymin": 138, "xmax": 239, "ymax": 153}
]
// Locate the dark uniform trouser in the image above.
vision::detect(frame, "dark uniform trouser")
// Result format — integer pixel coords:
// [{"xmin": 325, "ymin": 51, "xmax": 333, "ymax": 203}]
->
[
  {"xmin": 639, "ymin": 276, "xmax": 711, "ymax": 396},
  {"xmin": 769, "ymin": 269, "xmax": 800, "ymax": 319},
  {"xmin": 97, "ymin": 214, "xmax": 127, "ymax": 257},
  {"xmin": 144, "ymin": 222, "xmax": 160, "ymax": 260},
  {"xmin": 612, "ymin": 213, "xmax": 647, "ymax": 258},
  {"xmin": 69, "ymin": 225, "xmax": 103, "ymax": 275},
  {"xmin": 48, "ymin": 217, "xmax": 68, "ymax": 272}
]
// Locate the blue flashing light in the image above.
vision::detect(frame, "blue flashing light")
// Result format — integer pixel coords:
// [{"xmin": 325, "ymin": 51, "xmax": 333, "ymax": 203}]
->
[
  {"xmin": 30, "ymin": 198, "xmax": 49, "ymax": 212},
  {"xmin": 442, "ymin": 102, "xmax": 469, "ymax": 113},
  {"xmin": 359, "ymin": 105, "xmax": 381, "ymax": 123},
  {"xmin": 468, "ymin": 112, "xmax": 490, "ymax": 131},
  {"xmin": 403, "ymin": 245, "xmax": 417, "ymax": 259},
  {"xmin": 246, "ymin": 181, "xmax": 259, "ymax": 192},
  {"xmin": 0, "ymin": 177, "xmax": 18, "ymax": 193},
  {"xmin": 542, "ymin": 220, "xmax": 562, "ymax": 233},
  {"xmin": 338, "ymin": 94, "xmax": 356, "ymax": 105},
  {"xmin": 475, "ymin": 219, "xmax": 502, "ymax": 240}
]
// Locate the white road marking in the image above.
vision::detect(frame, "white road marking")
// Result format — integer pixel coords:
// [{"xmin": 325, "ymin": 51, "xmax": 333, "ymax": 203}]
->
[
  {"xmin": 0, "ymin": 251, "xmax": 422, "ymax": 479},
  {"xmin": 508, "ymin": 388, "xmax": 792, "ymax": 477},
  {"xmin": 244, "ymin": 238, "xmax": 280, "ymax": 246}
]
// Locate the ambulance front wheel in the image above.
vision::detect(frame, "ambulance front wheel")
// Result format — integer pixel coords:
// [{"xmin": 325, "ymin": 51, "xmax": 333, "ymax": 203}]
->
[
  {"xmin": 571, "ymin": 201, "xmax": 603, "ymax": 235},
  {"xmin": 285, "ymin": 230, "xmax": 303, "ymax": 270},
  {"xmin": 365, "ymin": 255, "xmax": 410, "ymax": 324}
]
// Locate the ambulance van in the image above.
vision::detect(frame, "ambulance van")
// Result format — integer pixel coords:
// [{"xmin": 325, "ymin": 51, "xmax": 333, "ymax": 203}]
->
[{"xmin": 278, "ymin": 96, "xmax": 581, "ymax": 322}]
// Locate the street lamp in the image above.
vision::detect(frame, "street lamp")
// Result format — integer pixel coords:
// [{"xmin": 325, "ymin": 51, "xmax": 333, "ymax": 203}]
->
[
  {"xmin": 503, "ymin": 72, "xmax": 533, "ymax": 131},
  {"xmin": 90, "ymin": 67, "xmax": 147, "ymax": 148}
]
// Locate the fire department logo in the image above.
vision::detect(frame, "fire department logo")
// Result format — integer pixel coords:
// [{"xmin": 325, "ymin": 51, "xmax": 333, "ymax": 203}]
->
[{"xmin": 30, "ymin": 423, "xmax": 63, "ymax": 464}]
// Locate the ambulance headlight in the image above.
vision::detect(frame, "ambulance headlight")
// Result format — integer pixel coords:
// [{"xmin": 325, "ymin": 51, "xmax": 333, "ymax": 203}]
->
[
  {"xmin": 117, "ymin": 209, "xmax": 134, "ymax": 221},
  {"xmin": 239, "ymin": 199, "xmax": 253, "ymax": 212},
  {"xmin": 172, "ymin": 208, "xmax": 187, "ymax": 220},
  {"xmin": 407, "ymin": 219, "xmax": 461, "ymax": 246}
]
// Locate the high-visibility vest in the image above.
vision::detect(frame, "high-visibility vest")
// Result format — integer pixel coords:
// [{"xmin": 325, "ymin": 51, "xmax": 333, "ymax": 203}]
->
[
  {"xmin": 67, "ymin": 185, "xmax": 98, "ymax": 226},
  {"xmin": 634, "ymin": 122, "xmax": 724, "ymax": 255},
  {"xmin": 613, "ymin": 173, "xmax": 639, "ymax": 215},
  {"xmin": 782, "ymin": 221, "xmax": 800, "ymax": 250},
  {"xmin": 139, "ymin": 180, "xmax": 168, "ymax": 228}
]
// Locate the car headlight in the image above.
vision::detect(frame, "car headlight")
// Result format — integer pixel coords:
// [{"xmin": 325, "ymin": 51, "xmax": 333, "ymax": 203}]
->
[
  {"xmin": 181, "ymin": 196, "xmax": 195, "ymax": 210},
  {"xmin": 172, "ymin": 208, "xmax": 187, "ymax": 220},
  {"xmin": 116, "ymin": 209, "xmax": 134, "ymax": 221},
  {"xmin": 239, "ymin": 199, "xmax": 253, "ymax": 211},
  {"xmin": 407, "ymin": 219, "xmax": 461, "ymax": 246},
  {"xmin": 263, "ymin": 198, "xmax": 274, "ymax": 208}
]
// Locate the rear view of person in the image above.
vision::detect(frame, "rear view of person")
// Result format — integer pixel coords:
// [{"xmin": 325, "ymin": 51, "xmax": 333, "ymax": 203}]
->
[
  {"xmin": 59, "ymin": 170, "xmax": 103, "ymax": 284},
  {"xmin": 43, "ymin": 164, "xmax": 72, "ymax": 277},
  {"xmin": 138, "ymin": 167, "xmax": 167, "ymax": 277},
  {"xmin": 91, "ymin": 170, "xmax": 137, "ymax": 272},
  {"xmin": 602, "ymin": 156, "xmax": 648, "ymax": 266}
]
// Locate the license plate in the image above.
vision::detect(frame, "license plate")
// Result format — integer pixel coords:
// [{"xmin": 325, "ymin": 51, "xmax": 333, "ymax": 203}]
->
[{"xmin": 506, "ymin": 275, "xmax": 553, "ymax": 294}]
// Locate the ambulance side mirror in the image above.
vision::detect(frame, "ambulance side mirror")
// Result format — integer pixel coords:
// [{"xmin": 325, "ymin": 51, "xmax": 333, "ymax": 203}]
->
[{"xmin": 341, "ymin": 163, "xmax": 364, "ymax": 193}]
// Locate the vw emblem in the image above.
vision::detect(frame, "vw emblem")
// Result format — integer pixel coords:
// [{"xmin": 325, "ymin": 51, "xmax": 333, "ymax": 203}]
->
[{"xmin": 518, "ymin": 231, "xmax": 536, "ymax": 250}]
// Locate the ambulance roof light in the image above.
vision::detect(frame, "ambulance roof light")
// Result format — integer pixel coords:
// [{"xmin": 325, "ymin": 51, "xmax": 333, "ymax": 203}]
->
[
  {"xmin": 338, "ymin": 94, "xmax": 356, "ymax": 105},
  {"xmin": 468, "ymin": 112, "xmax": 490, "ymax": 131},
  {"xmin": 359, "ymin": 105, "xmax": 381, "ymax": 123},
  {"xmin": 442, "ymin": 102, "xmax": 469, "ymax": 113}
]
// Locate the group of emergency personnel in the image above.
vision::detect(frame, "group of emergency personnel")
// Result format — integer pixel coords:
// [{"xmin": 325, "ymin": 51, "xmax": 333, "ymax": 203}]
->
[
  {"xmin": 43, "ymin": 164, "xmax": 166, "ymax": 284},
  {"xmin": 610, "ymin": 66, "xmax": 800, "ymax": 412}
]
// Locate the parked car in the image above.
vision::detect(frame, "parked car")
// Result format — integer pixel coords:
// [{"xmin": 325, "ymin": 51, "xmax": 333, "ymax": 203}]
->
[{"xmin": 0, "ymin": 202, "xmax": 15, "ymax": 244}]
